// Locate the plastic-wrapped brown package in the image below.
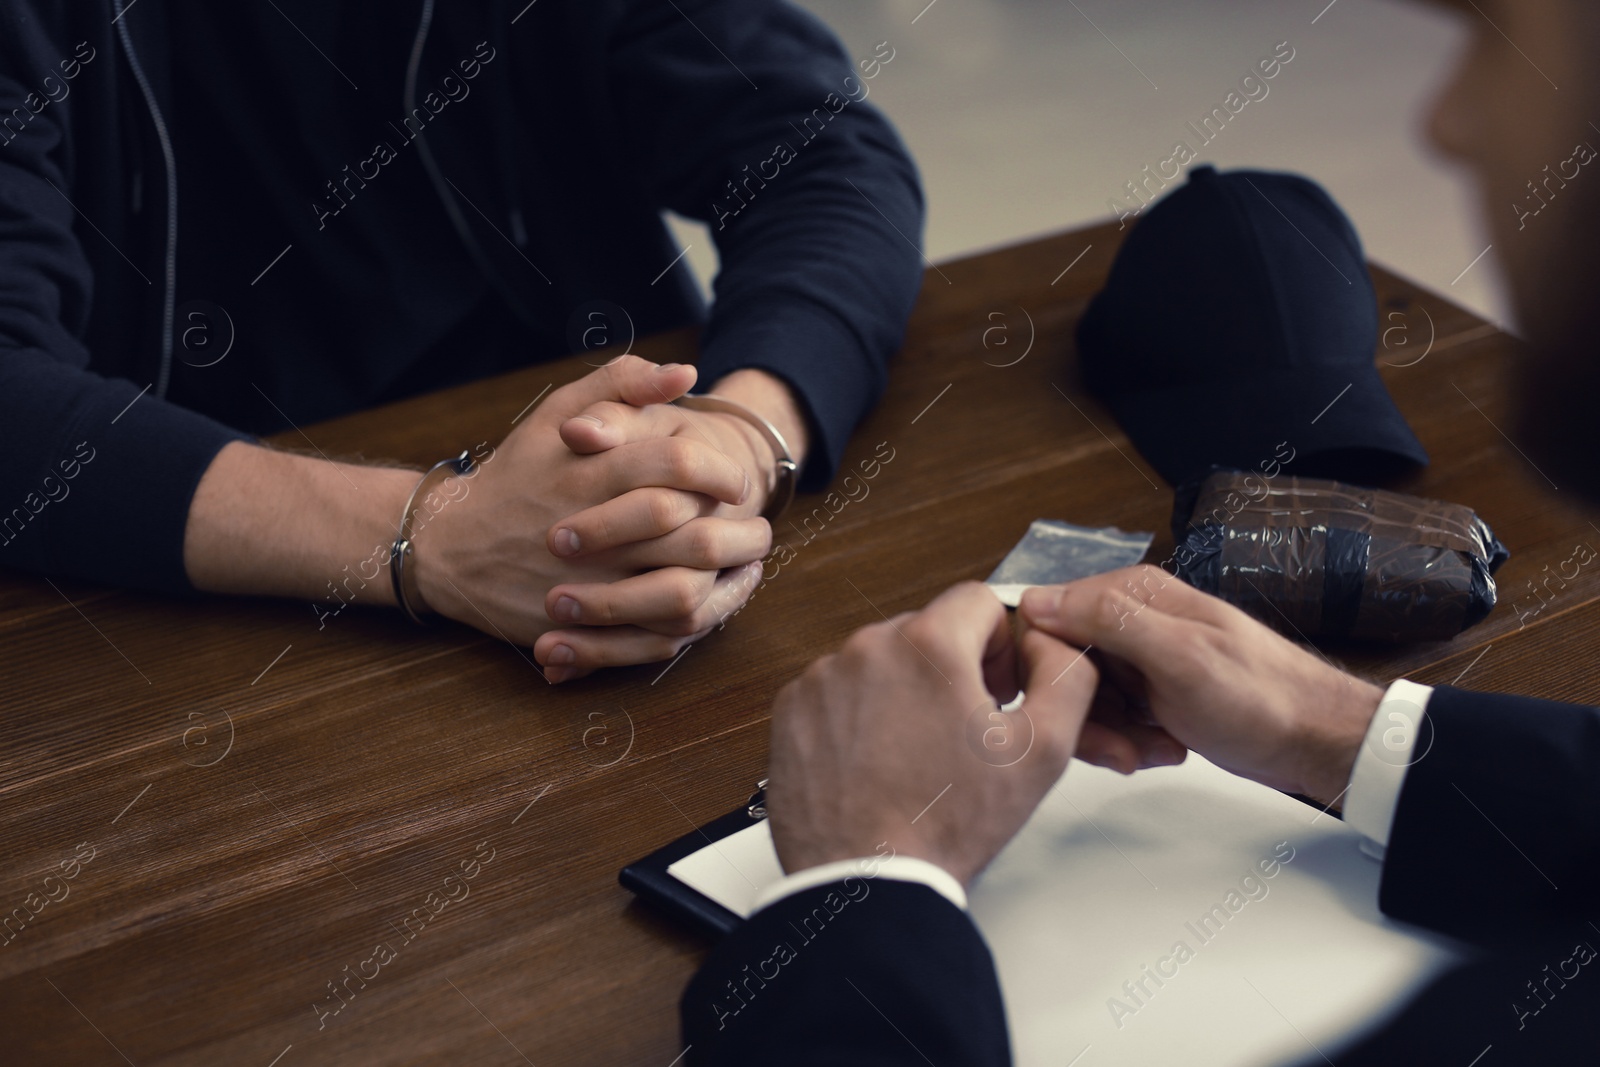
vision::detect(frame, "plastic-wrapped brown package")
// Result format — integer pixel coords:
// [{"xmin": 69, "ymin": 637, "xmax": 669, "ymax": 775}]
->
[{"xmin": 1171, "ymin": 470, "xmax": 1509, "ymax": 643}]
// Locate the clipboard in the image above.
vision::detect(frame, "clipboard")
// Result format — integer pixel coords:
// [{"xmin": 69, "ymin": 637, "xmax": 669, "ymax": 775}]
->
[
  {"xmin": 622, "ymin": 757, "xmax": 1465, "ymax": 1066},
  {"xmin": 618, "ymin": 781, "xmax": 770, "ymax": 938}
]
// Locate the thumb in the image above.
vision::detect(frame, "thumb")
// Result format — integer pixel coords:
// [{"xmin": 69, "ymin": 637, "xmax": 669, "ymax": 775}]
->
[
  {"xmin": 1015, "ymin": 627, "xmax": 1098, "ymax": 770},
  {"xmin": 549, "ymin": 355, "xmax": 699, "ymax": 417}
]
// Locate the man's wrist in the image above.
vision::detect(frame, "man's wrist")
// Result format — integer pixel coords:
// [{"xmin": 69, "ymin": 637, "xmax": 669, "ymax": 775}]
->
[
  {"xmin": 405, "ymin": 469, "xmax": 475, "ymax": 621},
  {"xmin": 1295, "ymin": 676, "xmax": 1386, "ymax": 808},
  {"xmin": 708, "ymin": 368, "xmax": 810, "ymax": 470}
]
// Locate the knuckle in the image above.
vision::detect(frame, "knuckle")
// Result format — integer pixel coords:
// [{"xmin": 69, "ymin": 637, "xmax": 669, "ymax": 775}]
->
[
  {"xmin": 1132, "ymin": 564, "xmax": 1172, "ymax": 597},
  {"xmin": 900, "ymin": 612, "xmax": 948, "ymax": 656},
  {"xmin": 684, "ymin": 521, "xmax": 722, "ymax": 568},
  {"xmin": 839, "ymin": 624, "xmax": 885, "ymax": 663},
  {"xmin": 664, "ymin": 577, "xmax": 704, "ymax": 619},
  {"xmin": 715, "ymin": 575, "xmax": 757, "ymax": 613},
  {"xmin": 806, "ymin": 652, "xmax": 838, "ymax": 684},
  {"xmin": 1167, "ymin": 629, "xmax": 1213, "ymax": 675},
  {"xmin": 585, "ymin": 508, "xmax": 620, "ymax": 547},
  {"xmin": 671, "ymin": 593, "xmax": 728, "ymax": 636},
  {"xmin": 1093, "ymin": 587, "xmax": 1133, "ymax": 632},
  {"xmin": 953, "ymin": 580, "xmax": 1003, "ymax": 620},
  {"xmin": 580, "ymin": 594, "xmax": 616, "ymax": 627},
  {"xmin": 1067, "ymin": 655, "xmax": 1101, "ymax": 696},
  {"xmin": 646, "ymin": 489, "xmax": 688, "ymax": 534},
  {"xmin": 664, "ymin": 438, "xmax": 702, "ymax": 484},
  {"xmin": 951, "ymin": 579, "xmax": 989, "ymax": 600}
]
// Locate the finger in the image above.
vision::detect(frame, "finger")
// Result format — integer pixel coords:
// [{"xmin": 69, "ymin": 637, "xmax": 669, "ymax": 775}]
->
[
  {"xmin": 1075, "ymin": 720, "xmax": 1187, "ymax": 775},
  {"xmin": 559, "ymin": 401, "xmax": 693, "ymax": 455},
  {"xmin": 1016, "ymin": 628, "xmax": 1100, "ymax": 767},
  {"xmin": 1077, "ymin": 666, "xmax": 1185, "ymax": 772},
  {"xmin": 605, "ymin": 516, "xmax": 773, "ymax": 572},
  {"xmin": 1020, "ymin": 564, "xmax": 1229, "ymax": 625},
  {"xmin": 547, "ymin": 487, "xmax": 707, "ymax": 558},
  {"xmin": 546, "ymin": 565, "xmax": 717, "ymax": 629},
  {"xmin": 695, "ymin": 559, "xmax": 767, "ymax": 633},
  {"xmin": 1017, "ymin": 567, "xmax": 1213, "ymax": 673},
  {"xmin": 1132, "ymin": 725, "xmax": 1187, "ymax": 768},
  {"xmin": 547, "ymin": 355, "xmax": 698, "ymax": 420},
  {"xmin": 593, "ymin": 438, "xmax": 752, "ymax": 506},
  {"xmin": 535, "ymin": 575, "xmax": 764, "ymax": 677},
  {"xmin": 981, "ymin": 613, "xmax": 1022, "ymax": 707},
  {"xmin": 583, "ymin": 560, "xmax": 765, "ymax": 638},
  {"xmin": 535, "ymin": 623, "xmax": 702, "ymax": 684},
  {"xmin": 1093, "ymin": 651, "xmax": 1152, "ymax": 712},
  {"xmin": 904, "ymin": 581, "xmax": 1012, "ymax": 675},
  {"xmin": 1074, "ymin": 720, "xmax": 1144, "ymax": 774}
]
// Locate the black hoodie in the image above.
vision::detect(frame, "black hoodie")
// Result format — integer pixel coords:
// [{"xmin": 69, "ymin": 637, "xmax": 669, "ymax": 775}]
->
[{"xmin": 0, "ymin": 0, "xmax": 923, "ymax": 593}]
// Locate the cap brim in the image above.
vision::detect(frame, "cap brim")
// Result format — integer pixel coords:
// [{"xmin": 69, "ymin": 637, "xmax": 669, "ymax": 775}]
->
[{"xmin": 1099, "ymin": 364, "xmax": 1429, "ymax": 488}]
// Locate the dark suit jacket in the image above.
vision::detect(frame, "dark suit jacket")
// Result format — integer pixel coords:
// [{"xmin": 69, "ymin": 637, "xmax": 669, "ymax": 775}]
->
[{"xmin": 682, "ymin": 686, "xmax": 1600, "ymax": 1063}]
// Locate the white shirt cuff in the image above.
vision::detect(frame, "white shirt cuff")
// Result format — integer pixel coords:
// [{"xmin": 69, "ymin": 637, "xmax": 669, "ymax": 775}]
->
[
  {"xmin": 752, "ymin": 855, "xmax": 968, "ymax": 915},
  {"xmin": 1343, "ymin": 678, "xmax": 1434, "ymax": 857}
]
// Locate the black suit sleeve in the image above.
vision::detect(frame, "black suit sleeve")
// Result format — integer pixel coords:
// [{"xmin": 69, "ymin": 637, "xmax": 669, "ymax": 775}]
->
[
  {"xmin": 1378, "ymin": 685, "xmax": 1600, "ymax": 947},
  {"xmin": 681, "ymin": 880, "xmax": 1010, "ymax": 1066},
  {"xmin": 1326, "ymin": 686, "xmax": 1600, "ymax": 1060}
]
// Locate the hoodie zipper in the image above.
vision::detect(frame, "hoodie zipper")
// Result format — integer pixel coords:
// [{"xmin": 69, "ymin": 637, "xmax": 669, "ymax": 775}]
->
[
  {"xmin": 114, "ymin": 1, "xmax": 178, "ymax": 399},
  {"xmin": 405, "ymin": 0, "xmax": 548, "ymax": 337}
]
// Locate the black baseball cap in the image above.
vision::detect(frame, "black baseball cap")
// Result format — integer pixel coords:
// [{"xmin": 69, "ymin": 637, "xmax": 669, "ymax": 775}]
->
[{"xmin": 1077, "ymin": 165, "xmax": 1428, "ymax": 487}]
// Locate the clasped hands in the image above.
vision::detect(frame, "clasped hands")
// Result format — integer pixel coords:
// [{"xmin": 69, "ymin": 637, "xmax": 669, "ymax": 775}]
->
[
  {"xmin": 767, "ymin": 567, "xmax": 1387, "ymax": 888},
  {"xmin": 408, "ymin": 356, "xmax": 783, "ymax": 683}
]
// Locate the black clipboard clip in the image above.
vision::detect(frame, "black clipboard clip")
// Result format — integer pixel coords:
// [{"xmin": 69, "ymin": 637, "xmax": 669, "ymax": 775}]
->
[
  {"xmin": 744, "ymin": 778, "xmax": 768, "ymax": 821},
  {"xmin": 620, "ymin": 779, "xmax": 770, "ymax": 938}
]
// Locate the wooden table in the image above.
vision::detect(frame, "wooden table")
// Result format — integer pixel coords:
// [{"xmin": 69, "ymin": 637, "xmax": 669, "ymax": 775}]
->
[{"xmin": 3, "ymin": 221, "xmax": 1597, "ymax": 1065}]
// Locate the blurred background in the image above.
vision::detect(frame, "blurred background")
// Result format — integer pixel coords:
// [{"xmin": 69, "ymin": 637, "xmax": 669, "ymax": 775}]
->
[{"xmin": 668, "ymin": 0, "xmax": 1508, "ymax": 328}]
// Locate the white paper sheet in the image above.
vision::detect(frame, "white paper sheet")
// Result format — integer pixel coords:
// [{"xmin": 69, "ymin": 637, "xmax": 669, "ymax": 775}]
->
[
  {"xmin": 667, "ymin": 820, "xmax": 786, "ymax": 918},
  {"xmin": 667, "ymin": 754, "xmax": 1465, "ymax": 1066}
]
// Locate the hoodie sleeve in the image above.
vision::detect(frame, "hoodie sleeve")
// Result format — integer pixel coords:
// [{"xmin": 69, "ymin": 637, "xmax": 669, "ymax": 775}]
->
[
  {"xmin": 0, "ymin": 27, "xmax": 248, "ymax": 595},
  {"xmin": 606, "ymin": 0, "xmax": 925, "ymax": 489}
]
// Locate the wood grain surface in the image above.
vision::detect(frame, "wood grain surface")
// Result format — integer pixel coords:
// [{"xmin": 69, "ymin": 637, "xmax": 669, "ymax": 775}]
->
[{"xmin": 1, "ymin": 221, "xmax": 1596, "ymax": 1065}]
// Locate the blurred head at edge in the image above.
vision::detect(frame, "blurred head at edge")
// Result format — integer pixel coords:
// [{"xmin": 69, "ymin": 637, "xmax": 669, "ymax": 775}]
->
[{"xmin": 1421, "ymin": 0, "xmax": 1600, "ymax": 500}]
